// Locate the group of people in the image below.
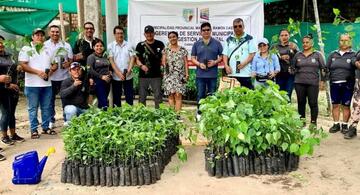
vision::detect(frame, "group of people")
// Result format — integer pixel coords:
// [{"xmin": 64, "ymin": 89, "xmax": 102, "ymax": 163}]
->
[{"xmin": 1, "ymin": 18, "xmax": 360, "ymax": 161}]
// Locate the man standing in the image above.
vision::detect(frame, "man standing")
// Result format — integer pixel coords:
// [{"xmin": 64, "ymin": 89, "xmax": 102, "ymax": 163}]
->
[
  {"xmin": 108, "ymin": 26, "xmax": 135, "ymax": 106},
  {"xmin": 73, "ymin": 22, "xmax": 100, "ymax": 66},
  {"xmin": 19, "ymin": 28, "xmax": 57, "ymax": 138},
  {"xmin": 73, "ymin": 22, "xmax": 99, "ymax": 103},
  {"xmin": 223, "ymin": 18, "xmax": 257, "ymax": 89},
  {"xmin": 191, "ymin": 22, "xmax": 223, "ymax": 120},
  {"xmin": 45, "ymin": 25, "xmax": 73, "ymax": 128},
  {"xmin": 135, "ymin": 25, "xmax": 165, "ymax": 108},
  {"xmin": 60, "ymin": 62, "xmax": 90, "ymax": 122}
]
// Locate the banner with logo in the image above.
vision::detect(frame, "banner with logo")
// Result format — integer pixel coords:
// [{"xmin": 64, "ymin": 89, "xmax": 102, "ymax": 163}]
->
[{"xmin": 128, "ymin": 0, "xmax": 264, "ymax": 65}]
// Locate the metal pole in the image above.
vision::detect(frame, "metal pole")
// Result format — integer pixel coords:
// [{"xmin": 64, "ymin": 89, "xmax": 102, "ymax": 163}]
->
[{"xmin": 312, "ymin": 0, "xmax": 331, "ymax": 116}]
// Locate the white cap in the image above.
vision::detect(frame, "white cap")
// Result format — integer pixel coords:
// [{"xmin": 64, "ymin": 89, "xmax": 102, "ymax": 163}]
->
[{"xmin": 257, "ymin": 38, "xmax": 269, "ymax": 45}]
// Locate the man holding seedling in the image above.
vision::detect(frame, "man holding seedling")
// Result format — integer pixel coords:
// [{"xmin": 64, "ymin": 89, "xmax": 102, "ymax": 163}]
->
[
  {"xmin": 191, "ymin": 22, "xmax": 223, "ymax": 121},
  {"xmin": 108, "ymin": 25, "xmax": 135, "ymax": 107},
  {"xmin": 45, "ymin": 25, "xmax": 73, "ymax": 129},
  {"xmin": 135, "ymin": 25, "xmax": 165, "ymax": 108},
  {"xmin": 60, "ymin": 62, "xmax": 90, "ymax": 123},
  {"xmin": 223, "ymin": 18, "xmax": 257, "ymax": 90},
  {"xmin": 19, "ymin": 28, "xmax": 57, "ymax": 139}
]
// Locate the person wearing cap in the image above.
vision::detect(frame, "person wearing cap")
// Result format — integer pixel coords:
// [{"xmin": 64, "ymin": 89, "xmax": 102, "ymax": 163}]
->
[
  {"xmin": 73, "ymin": 22, "xmax": 99, "ymax": 104},
  {"xmin": 135, "ymin": 25, "xmax": 165, "ymax": 108},
  {"xmin": 44, "ymin": 25, "xmax": 73, "ymax": 129},
  {"xmin": 223, "ymin": 18, "xmax": 256, "ymax": 89},
  {"xmin": 19, "ymin": 28, "xmax": 58, "ymax": 138},
  {"xmin": 272, "ymin": 29, "xmax": 299, "ymax": 101},
  {"xmin": 191, "ymin": 22, "xmax": 223, "ymax": 121},
  {"xmin": 292, "ymin": 34, "xmax": 326, "ymax": 127},
  {"xmin": 108, "ymin": 25, "xmax": 135, "ymax": 107},
  {"xmin": 251, "ymin": 38, "xmax": 280, "ymax": 87},
  {"xmin": 60, "ymin": 62, "xmax": 90, "ymax": 122},
  {"xmin": 327, "ymin": 33, "xmax": 357, "ymax": 136}
]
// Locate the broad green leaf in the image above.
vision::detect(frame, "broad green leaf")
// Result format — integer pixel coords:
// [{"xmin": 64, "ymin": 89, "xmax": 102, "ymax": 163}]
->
[
  {"xmin": 290, "ymin": 143, "xmax": 299, "ymax": 153},
  {"xmin": 236, "ymin": 145, "xmax": 244, "ymax": 155},
  {"xmin": 225, "ymin": 99, "xmax": 236, "ymax": 109},
  {"xmin": 244, "ymin": 147, "xmax": 249, "ymax": 155},
  {"xmin": 333, "ymin": 8, "xmax": 340, "ymax": 16},
  {"xmin": 273, "ymin": 131, "xmax": 281, "ymax": 142},
  {"xmin": 265, "ymin": 133, "xmax": 272, "ymax": 144},
  {"xmin": 225, "ymin": 133, "xmax": 230, "ymax": 142},
  {"xmin": 281, "ymin": 143, "xmax": 288, "ymax": 151},
  {"xmin": 299, "ymin": 143, "xmax": 310, "ymax": 155},
  {"xmin": 237, "ymin": 132, "xmax": 245, "ymax": 141}
]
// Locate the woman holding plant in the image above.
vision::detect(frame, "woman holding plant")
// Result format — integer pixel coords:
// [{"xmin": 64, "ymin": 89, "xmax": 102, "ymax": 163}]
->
[
  {"xmin": 88, "ymin": 39, "xmax": 112, "ymax": 109},
  {"xmin": 162, "ymin": 31, "xmax": 189, "ymax": 111},
  {"xmin": 251, "ymin": 38, "xmax": 280, "ymax": 87},
  {"xmin": 272, "ymin": 29, "xmax": 299, "ymax": 101},
  {"xmin": 292, "ymin": 34, "xmax": 326, "ymax": 126}
]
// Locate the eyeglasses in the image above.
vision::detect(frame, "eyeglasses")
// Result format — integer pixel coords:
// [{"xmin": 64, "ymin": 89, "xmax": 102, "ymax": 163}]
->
[
  {"xmin": 233, "ymin": 25, "xmax": 243, "ymax": 29},
  {"xmin": 202, "ymin": 28, "xmax": 211, "ymax": 32}
]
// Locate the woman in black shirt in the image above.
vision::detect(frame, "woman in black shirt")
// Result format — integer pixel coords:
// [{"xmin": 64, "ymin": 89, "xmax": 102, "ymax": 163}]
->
[{"xmin": 87, "ymin": 39, "xmax": 112, "ymax": 109}]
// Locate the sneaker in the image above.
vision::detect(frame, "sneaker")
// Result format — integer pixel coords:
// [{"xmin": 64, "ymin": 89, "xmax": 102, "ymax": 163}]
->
[
  {"xmin": 1, "ymin": 136, "xmax": 14, "ymax": 145},
  {"xmin": 0, "ymin": 153, "xmax": 5, "ymax": 161},
  {"xmin": 196, "ymin": 113, "xmax": 201, "ymax": 122},
  {"xmin": 344, "ymin": 126, "xmax": 357, "ymax": 139},
  {"xmin": 10, "ymin": 134, "xmax": 25, "ymax": 142},
  {"xmin": 329, "ymin": 123, "xmax": 341, "ymax": 133},
  {"xmin": 49, "ymin": 122, "xmax": 54, "ymax": 129},
  {"xmin": 341, "ymin": 124, "xmax": 348, "ymax": 134}
]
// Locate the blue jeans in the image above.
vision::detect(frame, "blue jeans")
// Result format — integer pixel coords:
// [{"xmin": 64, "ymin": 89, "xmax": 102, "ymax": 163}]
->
[
  {"xmin": 64, "ymin": 105, "xmax": 87, "ymax": 122},
  {"xmin": 24, "ymin": 86, "xmax": 52, "ymax": 133},
  {"xmin": 112, "ymin": 79, "xmax": 134, "ymax": 107},
  {"xmin": 196, "ymin": 77, "xmax": 217, "ymax": 105},
  {"xmin": 276, "ymin": 75, "xmax": 294, "ymax": 101},
  {"xmin": 94, "ymin": 78, "xmax": 111, "ymax": 109}
]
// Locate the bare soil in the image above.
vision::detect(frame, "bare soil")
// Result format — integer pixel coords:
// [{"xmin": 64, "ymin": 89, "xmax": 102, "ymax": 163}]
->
[{"xmin": 0, "ymin": 95, "xmax": 360, "ymax": 195}]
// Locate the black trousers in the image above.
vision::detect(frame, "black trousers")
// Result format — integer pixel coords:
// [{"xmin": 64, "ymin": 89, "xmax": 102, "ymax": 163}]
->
[
  {"xmin": 295, "ymin": 83, "xmax": 319, "ymax": 123},
  {"xmin": 0, "ymin": 90, "xmax": 18, "ymax": 131}
]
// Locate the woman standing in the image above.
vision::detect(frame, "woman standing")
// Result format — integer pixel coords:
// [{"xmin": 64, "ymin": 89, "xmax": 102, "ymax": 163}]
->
[
  {"xmin": 87, "ymin": 39, "xmax": 112, "ymax": 109},
  {"xmin": 0, "ymin": 36, "xmax": 24, "ymax": 161},
  {"xmin": 272, "ymin": 29, "xmax": 299, "ymax": 101},
  {"xmin": 327, "ymin": 34, "xmax": 356, "ymax": 134},
  {"xmin": 162, "ymin": 31, "xmax": 189, "ymax": 112},
  {"xmin": 251, "ymin": 38, "xmax": 280, "ymax": 87},
  {"xmin": 292, "ymin": 34, "xmax": 326, "ymax": 126}
]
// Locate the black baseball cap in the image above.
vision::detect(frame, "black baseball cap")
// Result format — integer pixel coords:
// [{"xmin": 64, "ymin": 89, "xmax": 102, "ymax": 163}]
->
[
  {"xmin": 144, "ymin": 25, "xmax": 154, "ymax": 33},
  {"xmin": 32, "ymin": 28, "xmax": 45, "ymax": 36}
]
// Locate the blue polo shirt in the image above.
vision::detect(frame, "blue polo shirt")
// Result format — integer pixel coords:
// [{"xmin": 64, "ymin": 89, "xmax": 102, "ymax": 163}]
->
[
  {"xmin": 191, "ymin": 37, "xmax": 223, "ymax": 78},
  {"xmin": 222, "ymin": 33, "xmax": 257, "ymax": 77},
  {"xmin": 251, "ymin": 52, "xmax": 280, "ymax": 76}
]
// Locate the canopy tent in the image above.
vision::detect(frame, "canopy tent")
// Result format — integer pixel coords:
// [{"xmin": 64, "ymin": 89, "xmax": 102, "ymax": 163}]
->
[
  {"xmin": 0, "ymin": 0, "xmax": 283, "ymax": 36},
  {"xmin": 0, "ymin": 0, "xmax": 128, "ymax": 15},
  {"xmin": 0, "ymin": 10, "xmax": 58, "ymax": 35}
]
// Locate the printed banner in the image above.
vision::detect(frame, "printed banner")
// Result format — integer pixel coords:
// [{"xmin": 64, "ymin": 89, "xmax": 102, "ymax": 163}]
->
[{"xmin": 128, "ymin": 0, "xmax": 264, "ymax": 66}]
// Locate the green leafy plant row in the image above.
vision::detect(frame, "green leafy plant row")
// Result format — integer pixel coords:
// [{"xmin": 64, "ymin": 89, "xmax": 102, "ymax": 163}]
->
[
  {"xmin": 198, "ymin": 81, "xmax": 327, "ymax": 157},
  {"xmin": 62, "ymin": 104, "xmax": 185, "ymax": 166}
]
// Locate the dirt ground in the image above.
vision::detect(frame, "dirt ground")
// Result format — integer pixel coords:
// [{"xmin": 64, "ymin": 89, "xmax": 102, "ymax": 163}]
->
[{"xmin": 0, "ymin": 95, "xmax": 360, "ymax": 195}]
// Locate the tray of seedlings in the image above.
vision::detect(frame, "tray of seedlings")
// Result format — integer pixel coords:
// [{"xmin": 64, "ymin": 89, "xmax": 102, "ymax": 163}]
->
[
  {"xmin": 61, "ymin": 104, "xmax": 183, "ymax": 186},
  {"xmin": 198, "ymin": 82, "xmax": 326, "ymax": 178}
]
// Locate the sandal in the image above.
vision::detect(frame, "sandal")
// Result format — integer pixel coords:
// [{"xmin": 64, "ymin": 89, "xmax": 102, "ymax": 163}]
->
[
  {"xmin": 49, "ymin": 130, "xmax": 57, "ymax": 135},
  {"xmin": 41, "ymin": 129, "xmax": 49, "ymax": 134},
  {"xmin": 31, "ymin": 131, "xmax": 40, "ymax": 139}
]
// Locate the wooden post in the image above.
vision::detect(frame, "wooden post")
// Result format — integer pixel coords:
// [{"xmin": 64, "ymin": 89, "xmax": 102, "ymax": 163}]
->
[
  {"xmin": 58, "ymin": 3, "xmax": 66, "ymax": 40},
  {"xmin": 77, "ymin": 0, "xmax": 85, "ymax": 30},
  {"xmin": 312, "ymin": 0, "xmax": 331, "ymax": 116}
]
